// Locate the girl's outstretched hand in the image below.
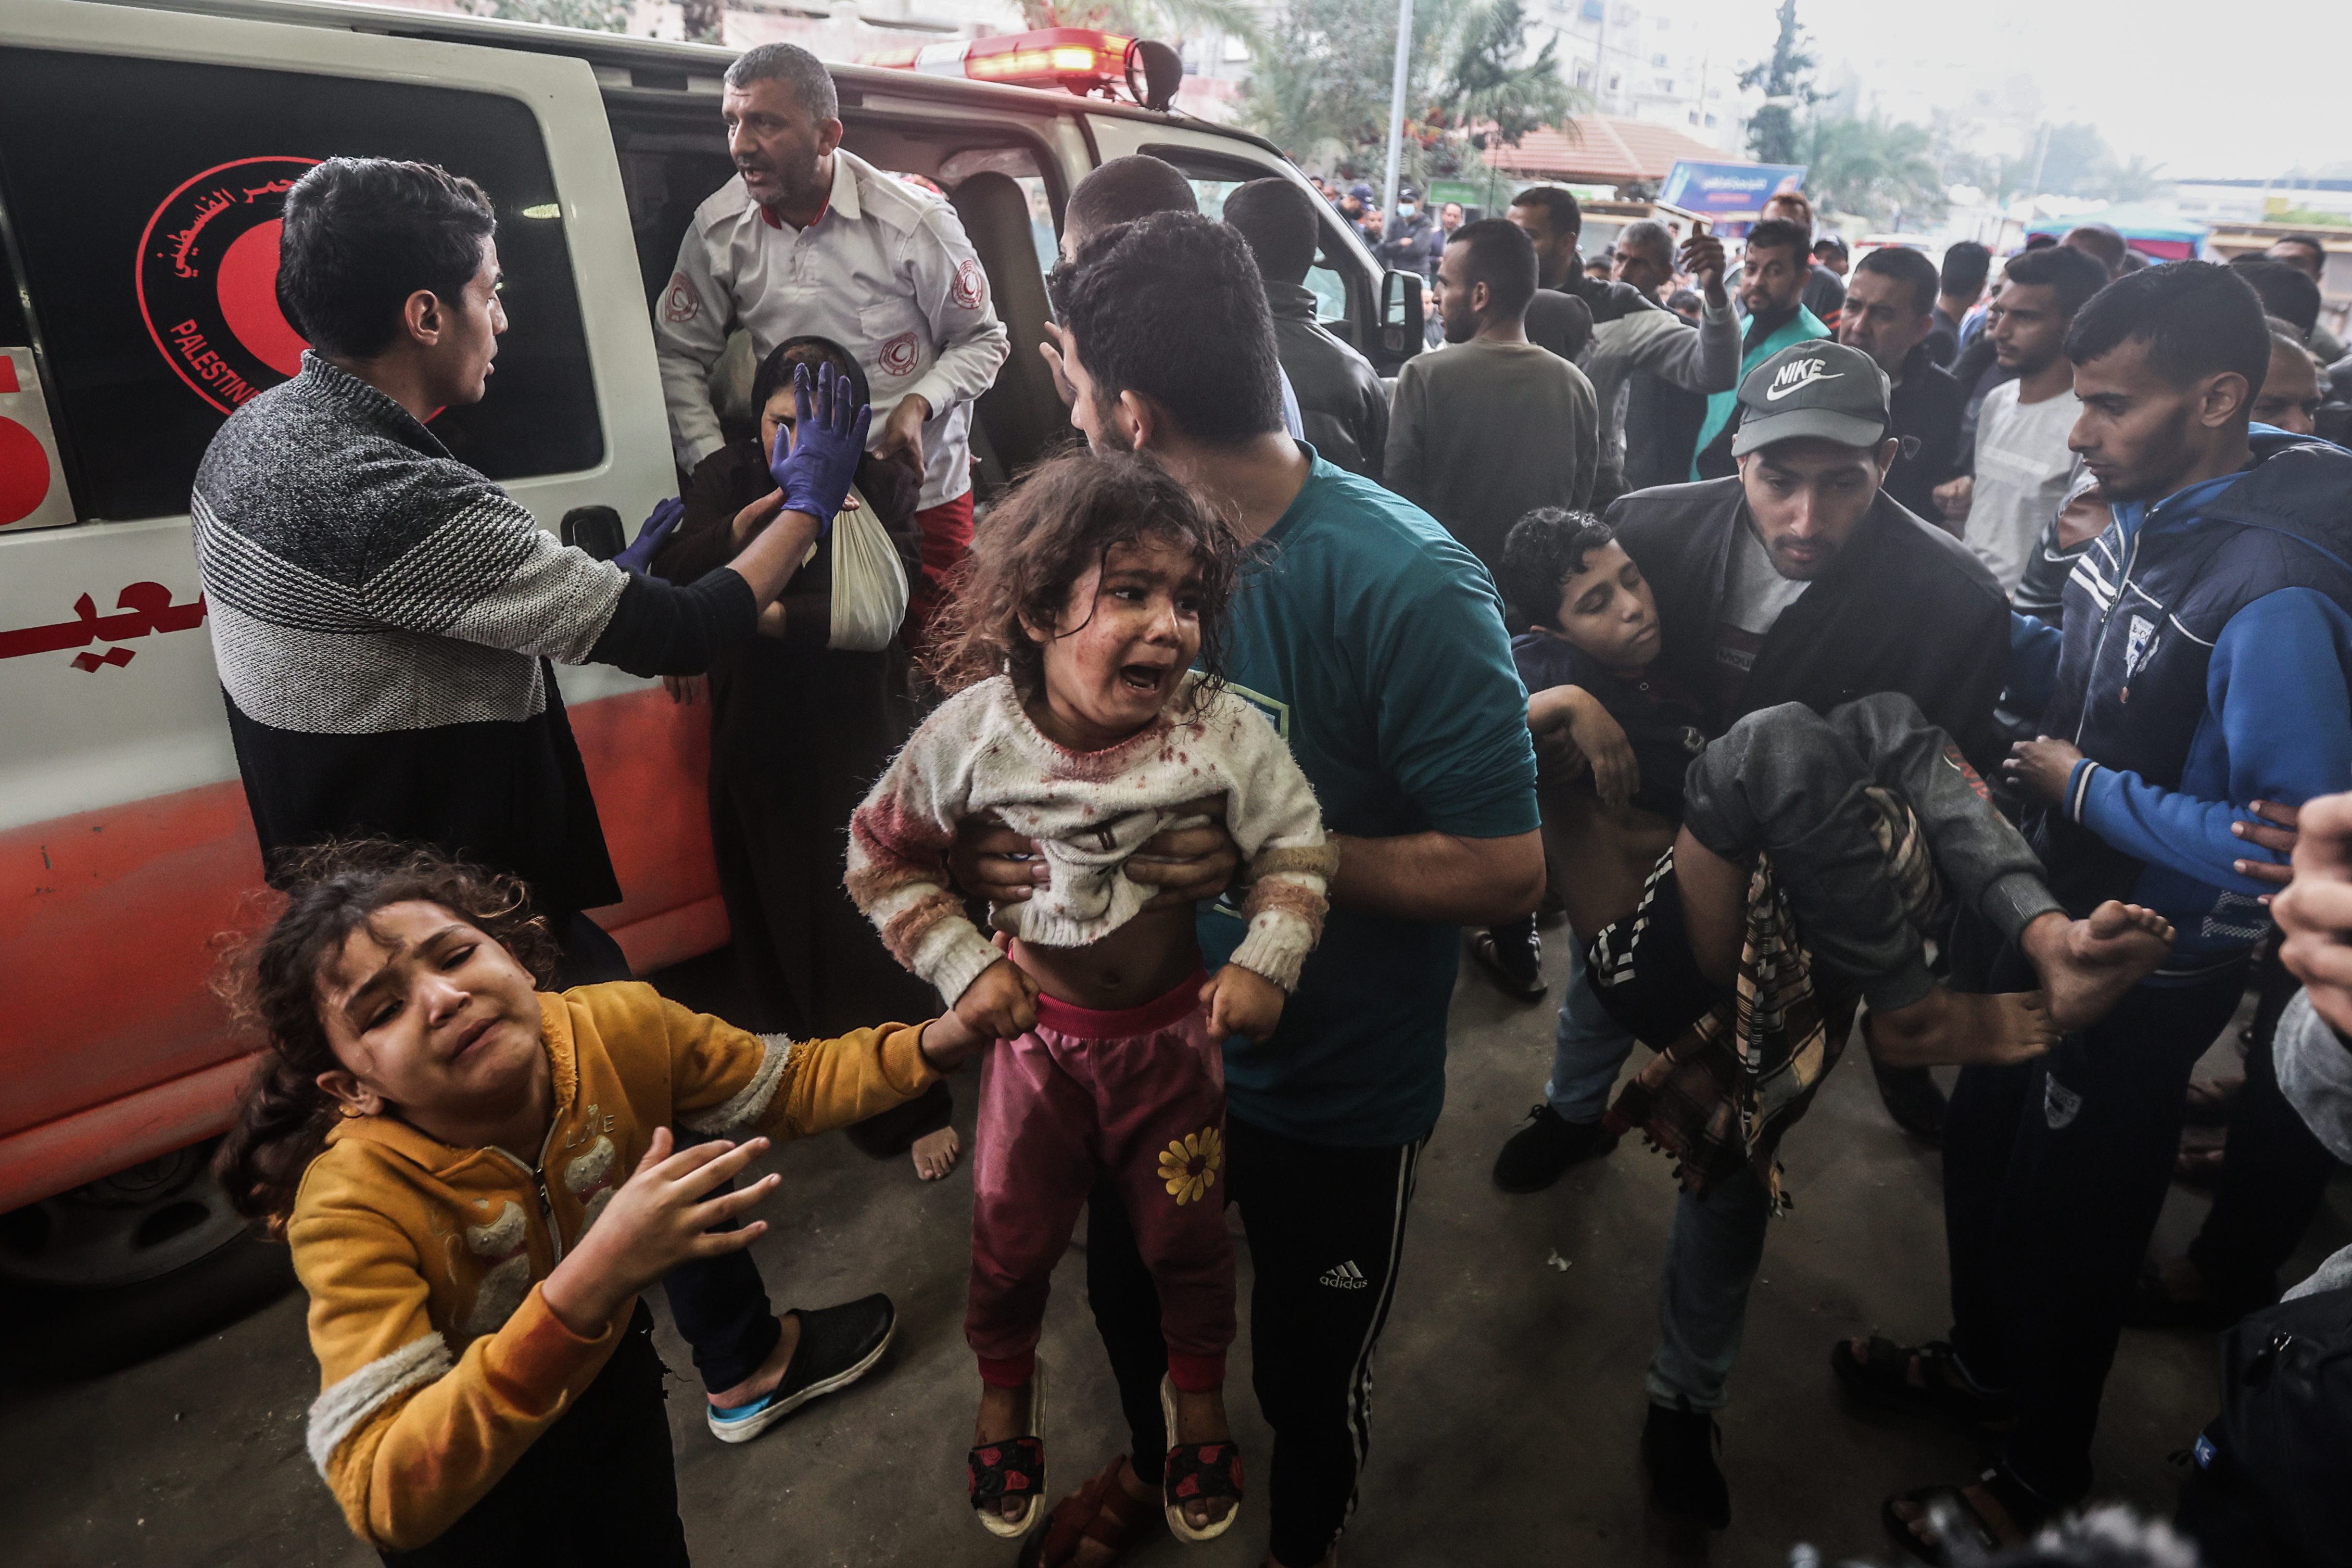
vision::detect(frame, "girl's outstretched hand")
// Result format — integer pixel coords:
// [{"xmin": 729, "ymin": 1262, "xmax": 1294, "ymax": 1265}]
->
[
  {"xmin": 542, "ymin": 1128, "xmax": 778, "ymax": 1336},
  {"xmin": 1201, "ymin": 963, "xmax": 1284, "ymax": 1044},
  {"xmin": 953, "ymin": 958, "xmax": 1040, "ymax": 1041}
]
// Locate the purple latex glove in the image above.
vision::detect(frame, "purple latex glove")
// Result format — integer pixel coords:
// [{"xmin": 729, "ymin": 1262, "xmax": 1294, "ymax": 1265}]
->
[
  {"xmin": 612, "ymin": 497, "xmax": 686, "ymax": 574},
  {"xmin": 765, "ymin": 361, "xmax": 871, "ymax": 538}
]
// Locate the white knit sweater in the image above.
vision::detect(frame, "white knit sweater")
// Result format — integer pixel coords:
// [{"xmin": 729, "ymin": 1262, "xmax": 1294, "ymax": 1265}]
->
[{"xmin": 846, "ymin": 675, "xmax": 1333, "ymax": 1006}]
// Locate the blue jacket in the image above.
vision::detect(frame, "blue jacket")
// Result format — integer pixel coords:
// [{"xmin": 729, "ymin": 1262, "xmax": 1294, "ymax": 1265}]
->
[{"xmin": 2009, "ymin": 427, "xmax": 2352, "ymax": 979}]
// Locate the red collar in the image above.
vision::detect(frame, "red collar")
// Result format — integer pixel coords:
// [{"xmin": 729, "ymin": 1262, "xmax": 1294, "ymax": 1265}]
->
[{"xmin": 759, "ymin": 190, "xmax": 831, "ymax": 231}]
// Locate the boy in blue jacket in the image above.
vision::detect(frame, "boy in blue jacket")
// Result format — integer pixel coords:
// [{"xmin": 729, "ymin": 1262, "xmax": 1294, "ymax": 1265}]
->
[{"xmin": 1867, "ymin": 261, "xmax": 2352, "ymax": 1557}]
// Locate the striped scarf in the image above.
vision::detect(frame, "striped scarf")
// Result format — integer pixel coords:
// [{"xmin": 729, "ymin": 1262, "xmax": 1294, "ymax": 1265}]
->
[{"xmin": 1604, "ymin": 788, "xmax": 1943, "ymax": 1211}]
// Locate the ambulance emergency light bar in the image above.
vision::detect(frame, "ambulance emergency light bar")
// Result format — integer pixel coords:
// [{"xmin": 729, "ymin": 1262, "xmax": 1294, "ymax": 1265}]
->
[{"xmin": 862, "ymin": 28, "xmax": 1182, "ymax": 108}]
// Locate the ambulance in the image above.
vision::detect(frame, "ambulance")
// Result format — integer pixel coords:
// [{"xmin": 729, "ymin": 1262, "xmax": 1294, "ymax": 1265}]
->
[{"xmin": 0, "ymin": 0, "xmax": 1425, "ymax": 1359}]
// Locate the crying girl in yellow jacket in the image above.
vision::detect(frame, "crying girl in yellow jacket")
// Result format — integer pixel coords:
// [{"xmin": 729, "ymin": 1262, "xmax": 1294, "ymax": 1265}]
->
[{"xmin": 214, "ymin": 842, "xmax": 981, "ymax": 1561}]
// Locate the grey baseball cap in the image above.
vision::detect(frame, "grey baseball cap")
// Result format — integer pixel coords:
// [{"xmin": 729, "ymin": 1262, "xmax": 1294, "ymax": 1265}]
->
[{"xmin": 1729, "ymin": 340, "xmax": 1893, "ymax": 457}]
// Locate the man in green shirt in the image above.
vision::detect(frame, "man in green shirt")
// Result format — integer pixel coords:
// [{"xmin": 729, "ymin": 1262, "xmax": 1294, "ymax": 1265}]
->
[
  {"xmin": 1692, "ymin": 217, "xmax": 1830, "ymax": 479},
  {"xmin": 959, "ymin": 211, "xmax": 1542, "ymax": 1568}
]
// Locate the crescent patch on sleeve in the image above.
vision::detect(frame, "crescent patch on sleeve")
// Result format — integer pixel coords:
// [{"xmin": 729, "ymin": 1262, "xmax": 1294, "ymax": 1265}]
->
[{"xmin": 951, "ymin": 257, "xmax": 987, "ymax": 311}]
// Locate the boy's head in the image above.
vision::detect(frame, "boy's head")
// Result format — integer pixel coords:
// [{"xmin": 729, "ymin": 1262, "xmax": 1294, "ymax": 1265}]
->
[{"xmin": 1501, "ymin": 509, "xmax": 1660, "ymax": 669}]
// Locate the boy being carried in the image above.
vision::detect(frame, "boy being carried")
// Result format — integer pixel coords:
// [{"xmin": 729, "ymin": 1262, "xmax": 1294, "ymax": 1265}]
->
[{"xmin": 1492, "ymin": 506, "xmax": 2176, "ymax": 1526}]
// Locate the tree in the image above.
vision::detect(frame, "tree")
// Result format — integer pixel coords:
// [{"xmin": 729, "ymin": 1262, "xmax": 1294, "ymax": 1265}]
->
[
  {"xmin": 1240, "ymin": 0, "xmax": 1583, "ymax": 185},
  {"xmin": 1433, "ymin": 0, "xmax": 1576, "ymax": 152},
  {"xmin": 1804, "ymin": 116, "xmax": 1944, "ymax": 232},
  {"xmin": 1017, "ymin": 0, "xmax": 1268, "ymax": 50},
  {"xmin": 1738, "ymin": 0, "xmax": 1816, "ymax": 166},
  {"xmin": 471, "ymin": 0, "xmax": 630, "ymax": 32}
]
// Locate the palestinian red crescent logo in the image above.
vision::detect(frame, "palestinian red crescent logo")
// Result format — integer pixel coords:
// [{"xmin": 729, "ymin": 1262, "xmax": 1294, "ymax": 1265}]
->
[
  {"xmin": 663, "ymin": 271, "xmax": 702, "ymax": 324},
  {"xmin": 952, "ymin": 257, "xmax": 987, "ymax": 311},
  {"xmin": 877, "ymin": 330, "xmax": 921, "ymax": 378},
  {"xmin": 136, "ymin": 156, "xmax": 322, "ymax": 414}
]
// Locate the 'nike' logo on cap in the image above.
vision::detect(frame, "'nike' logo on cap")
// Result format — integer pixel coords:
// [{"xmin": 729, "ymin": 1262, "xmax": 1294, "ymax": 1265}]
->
[{"xmin": 1765, "ymin": 360, "xmax": 1841, "ymax": 399}]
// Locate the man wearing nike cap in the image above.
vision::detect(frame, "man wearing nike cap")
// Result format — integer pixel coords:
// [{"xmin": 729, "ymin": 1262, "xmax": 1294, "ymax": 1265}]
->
[{"xmin": 1491, "ymin": 339, "xmax": 2008, "ymax": 1526}]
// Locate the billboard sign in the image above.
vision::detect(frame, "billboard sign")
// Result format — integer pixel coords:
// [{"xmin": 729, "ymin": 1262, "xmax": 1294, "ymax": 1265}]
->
[{"xmin": 1659, "ymin": 160, "xmax": 1806, "ymax": 216}]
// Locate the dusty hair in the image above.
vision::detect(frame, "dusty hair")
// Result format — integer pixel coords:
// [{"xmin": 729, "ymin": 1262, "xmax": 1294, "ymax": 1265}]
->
[
  {"xmin": 211, "ymin": 840, "xmax": 561, "ymax": 1229},
  {"xmin": 925, "ymin": 450, "xmax": 1244, "ymax": 705}
]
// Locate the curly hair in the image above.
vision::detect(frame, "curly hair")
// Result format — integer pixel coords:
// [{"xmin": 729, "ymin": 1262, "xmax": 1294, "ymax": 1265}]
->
[
  {"xmin": 924, "ymin": 449, "xmax": 1244, "ymax": 705},
  {"xmin": 211, "ymin": 840, "xmax": 561, "ymax": 1229},
  {"xmin": 1499, "ymin": 507, "xmax": 1613, "ymax": 629}
]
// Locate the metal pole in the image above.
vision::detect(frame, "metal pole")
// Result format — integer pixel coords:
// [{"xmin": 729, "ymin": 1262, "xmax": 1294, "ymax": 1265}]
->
[{"xmin": 1381, "ymin": 0, "xmax": 1414, "ymax": 231}]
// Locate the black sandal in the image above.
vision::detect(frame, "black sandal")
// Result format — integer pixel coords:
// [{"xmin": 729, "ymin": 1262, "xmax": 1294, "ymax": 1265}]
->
[
  {"xmin": 1831, "ymin": 1335, "xmax": 2013, "ymax": 1428},
  {"xmin": 971, "ymin": 1362, "xmax": 1048, "ymax": 1541},
  {"xmin": 1882, "ymin": 1462, "xmax": 2052, "ymax": 1564},
  {"xmin": 1158, "ymin": 1376, "xmax": 1243, "ymax": 1543}
]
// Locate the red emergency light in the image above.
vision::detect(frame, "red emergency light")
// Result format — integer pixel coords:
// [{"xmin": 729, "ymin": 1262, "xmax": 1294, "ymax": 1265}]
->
[{"xmin": 863, "ymin": 28, "xmax": 1137, "ymax": 98}]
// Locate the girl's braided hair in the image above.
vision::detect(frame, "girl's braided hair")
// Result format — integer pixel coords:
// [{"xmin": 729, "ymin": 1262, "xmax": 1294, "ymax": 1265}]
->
[{"xmin": 210, "ymin": 839, "xmax": 560, "ymax": 1229}]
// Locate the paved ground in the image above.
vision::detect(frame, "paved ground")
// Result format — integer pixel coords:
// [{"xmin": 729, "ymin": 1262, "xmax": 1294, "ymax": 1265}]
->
[{"xmin": 6, "ymin": 938, "xmax": 2345, "ymax": 1568}]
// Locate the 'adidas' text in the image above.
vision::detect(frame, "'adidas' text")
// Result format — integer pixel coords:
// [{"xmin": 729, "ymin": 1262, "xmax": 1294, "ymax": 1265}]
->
[{"xmin": 1319, "ymin": 1261, "xmax": 1368, "ymax": 1289}]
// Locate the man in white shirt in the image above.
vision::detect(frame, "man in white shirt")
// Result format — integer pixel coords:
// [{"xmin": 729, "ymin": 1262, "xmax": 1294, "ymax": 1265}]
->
[
  {"xmin": 1935, "ymin": 245, "xmax": 2110, "ymax": 590},
  {"xmin": 655, "ymin": 43, "xmax": 1009, "ymax": 641}
]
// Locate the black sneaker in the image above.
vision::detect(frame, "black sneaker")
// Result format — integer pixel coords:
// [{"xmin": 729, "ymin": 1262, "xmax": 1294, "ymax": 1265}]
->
[
  {"xmin": 1641, "ymin": 1398, "xmax": 1730, "ymax": 1529},
  {"xmin": 1471, "ymin": 919, "xmax": 1547, "ymax": 1001},
  {"xmin": 1870, "ymin": 1056, "xmax": 1948, "ymax": 1144},
  {"xmin": 707, "ymin": 1293, "xmax": 896, "ymax": 1443},
  {"xmin": 1491, "ymin": 1105, "xmax": 1618, "ymax": 1193}
]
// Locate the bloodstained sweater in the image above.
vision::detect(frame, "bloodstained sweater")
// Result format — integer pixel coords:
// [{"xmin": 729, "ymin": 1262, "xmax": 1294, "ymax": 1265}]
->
[{"xmin": 846, "ymin": 673, "xmax": 1334, "ymax": 1004}]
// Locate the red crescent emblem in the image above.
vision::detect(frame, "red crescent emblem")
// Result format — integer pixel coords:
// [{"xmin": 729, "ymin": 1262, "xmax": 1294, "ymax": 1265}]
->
[
  {"xmin": 662, "ymin": 272, "xmax": 702, "ymax": 324},
  {"xmin": 952, "ymin": 257, "xmax": 987, "ymax": 311},
  {"xmin": 878, "ymin": 330, "xmax": 921, "ymax": 378}
]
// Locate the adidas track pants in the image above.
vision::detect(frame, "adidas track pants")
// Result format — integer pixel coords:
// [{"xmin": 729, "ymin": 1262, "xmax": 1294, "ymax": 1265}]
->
[{"xmin": 1086, "ymin": 1115, "xmax": 1424, "ymax": 1567}]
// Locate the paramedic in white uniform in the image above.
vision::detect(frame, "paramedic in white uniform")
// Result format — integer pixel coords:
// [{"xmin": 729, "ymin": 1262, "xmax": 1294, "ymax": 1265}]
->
[{"xmin": 655, "ymin": 42, "xmax": 1010, "ymax": 643}]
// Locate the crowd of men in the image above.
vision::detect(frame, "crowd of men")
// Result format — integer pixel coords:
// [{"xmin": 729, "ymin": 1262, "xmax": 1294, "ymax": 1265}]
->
[{"xmin": 200, "ymin": 34, "xmax": 2352, "ymax": 1568}]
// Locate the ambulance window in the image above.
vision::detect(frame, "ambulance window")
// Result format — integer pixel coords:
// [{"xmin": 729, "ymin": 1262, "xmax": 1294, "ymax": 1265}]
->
[
  {"xmin": 1141, "ymin": 146, "xmax": 1357, "ymax": 328},
  {"xmin": 0, "ymin": 48, "xmax": 603, "ymax": 523}
]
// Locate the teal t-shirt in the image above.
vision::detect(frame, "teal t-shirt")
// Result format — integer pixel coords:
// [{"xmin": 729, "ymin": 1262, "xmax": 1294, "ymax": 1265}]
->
[{"xmin": 1199, "ymin": 453, "xmax": 1539, "ymax": 1147}]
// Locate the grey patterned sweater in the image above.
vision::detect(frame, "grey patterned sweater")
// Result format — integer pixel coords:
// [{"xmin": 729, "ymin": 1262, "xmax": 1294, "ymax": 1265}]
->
[{"xmin": 192, "ymin": 353, "xmax": 755, "ymax": 909}]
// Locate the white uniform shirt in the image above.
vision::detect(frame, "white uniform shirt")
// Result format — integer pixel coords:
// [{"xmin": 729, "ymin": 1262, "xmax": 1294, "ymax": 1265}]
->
[
  {"xmin": 655, "ymin": 149, "xmax": 1010, "ymax": 511},
  {"xmin": 1965, "ymin": 380, "xmax": 2078, "ymax": 592}
]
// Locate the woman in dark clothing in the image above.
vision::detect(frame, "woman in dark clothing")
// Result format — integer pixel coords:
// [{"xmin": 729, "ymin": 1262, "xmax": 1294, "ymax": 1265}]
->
[{"xmin": 653, "ymin": 337, "xmax": 958, "ymax": 1177}]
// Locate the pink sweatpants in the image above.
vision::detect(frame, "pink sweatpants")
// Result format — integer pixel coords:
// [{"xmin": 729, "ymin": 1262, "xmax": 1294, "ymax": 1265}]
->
[{"xmin": 966, "ymin": 971, "xmax": 1235, "ymax": 1393}]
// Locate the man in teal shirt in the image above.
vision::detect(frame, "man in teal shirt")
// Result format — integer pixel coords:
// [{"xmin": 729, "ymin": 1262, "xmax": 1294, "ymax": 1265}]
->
[
  {"xmin": 1691, "ymin": 216, "xmax": 1830, "ymax": 479},
  {"xmin": 960, "ymin": 211, "xmax": 1541, "ymax": 1567}
]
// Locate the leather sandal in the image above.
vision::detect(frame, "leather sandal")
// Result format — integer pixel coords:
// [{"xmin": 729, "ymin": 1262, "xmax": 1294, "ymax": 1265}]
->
[
  {"xmin": 1019, "ymin": 1455, "xmax": 1163, "ymax": 1568},
  {"xmin": 1831, "ymin": 1335, "xmax": 2013, "ymax": 1429},
  {"xmin": 1882, "ymin": 1461, "xmax": 2053, "ymax": 1564}
]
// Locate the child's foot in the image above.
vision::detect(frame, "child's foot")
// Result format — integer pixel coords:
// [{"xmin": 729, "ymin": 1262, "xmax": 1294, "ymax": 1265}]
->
[
  {"xmin": 707, "ymin": 1311, "xmax": 802, "ymax": 1410},
  {"xmin": 975, "ymin": 1379, "xmax": 1037, "ymax": 1527},
  {"xmin": 1866, "ymin": 987, "xmax": 2059, "ymax": 1069},
  {"xmin": 2019, "ymin": 903, "xmax": 2176, "ymax": 1030},
  {"xmin": 1166, "ymin": 1382, "xmax": 1238, "ymax": 1535},
  {"xmin": 913, "ymin": 1126, "xmax": 961, "ymax": 1181}
]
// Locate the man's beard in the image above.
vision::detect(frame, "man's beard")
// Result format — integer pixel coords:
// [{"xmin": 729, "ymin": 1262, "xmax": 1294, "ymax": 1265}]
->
[
  {"xmin": 2094, "ymin": 406, "xmax": 2199, "ymax": 502},
  {"xmin": 1442, "ymin": 308, "xmax": 1477, "ymax": 344},
  {"xmin": 1086, "ymin": 395, "xmax": 1135, "ymax": 454},
  {"xmin": 745, "ymin": 151, "xmax": 825, "ymax": 211}
]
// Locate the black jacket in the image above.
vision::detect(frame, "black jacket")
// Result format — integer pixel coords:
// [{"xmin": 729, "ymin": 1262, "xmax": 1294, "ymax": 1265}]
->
[
  {"xmin": 1605, "ymin": 476, "xmax": 2009, "ymax": 771},
  {"xmin": 1263, "ymin": 279, "xmax": 1389, "ymax": 477},
  {"xmin": 1883, "ymin": 346, "xmax": 1967, "ymax": 523}
]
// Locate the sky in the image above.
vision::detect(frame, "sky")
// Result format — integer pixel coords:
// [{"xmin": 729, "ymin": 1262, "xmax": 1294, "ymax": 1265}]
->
[{"xmin": 1698, "ymin": 0, "xmax": 2352, "ymax": 181}]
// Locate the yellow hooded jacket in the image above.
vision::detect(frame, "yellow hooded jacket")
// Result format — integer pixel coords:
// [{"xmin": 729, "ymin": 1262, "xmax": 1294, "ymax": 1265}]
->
[{"xmin": 288, "ymin": 981, "xmax": 941, "ymax": 1550}]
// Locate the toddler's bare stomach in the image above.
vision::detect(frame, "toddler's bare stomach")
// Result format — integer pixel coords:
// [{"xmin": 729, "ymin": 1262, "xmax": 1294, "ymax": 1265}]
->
[{"xmin": 1008, "ymin": 903, "xmax": 1204, "ymax": 1014}]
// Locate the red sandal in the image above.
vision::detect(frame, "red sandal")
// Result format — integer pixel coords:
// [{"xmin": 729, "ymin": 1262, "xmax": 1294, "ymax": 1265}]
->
[{"xmin": 1019, "ymin": 1456, "xmax": 1162, "ymax": 1568}]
